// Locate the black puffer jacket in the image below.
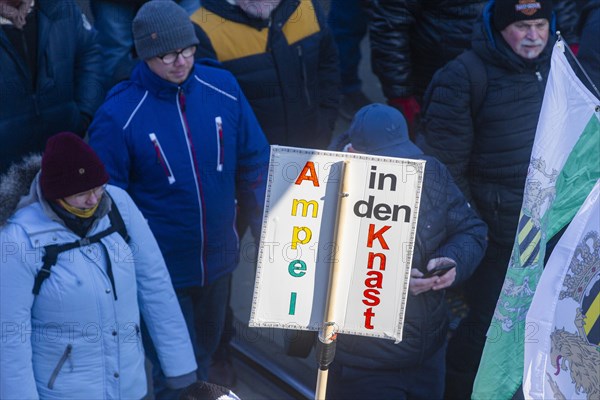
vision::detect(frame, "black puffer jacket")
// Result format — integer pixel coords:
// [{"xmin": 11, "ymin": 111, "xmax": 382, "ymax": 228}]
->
[
  {"xmin": 577, "ymin": 0, "xmax": 600, "ymax": 92},
  {"xmin": 368, "ymin": 0, "xmax": 579, "ymax": 102},
  {"xmin": 368, "ymin": 0, "xmax": 487, "ymax": 101},
  {"xmin": 553, "ymin": 0, "xmax": 581, "ymax": 44},
  {"xmin": 417, "ymin": 1, "xmax": 555, "ymax": 248},
  {"xmin": 335, "ymin": 153, "xmax": 487, "ymax": 369}
]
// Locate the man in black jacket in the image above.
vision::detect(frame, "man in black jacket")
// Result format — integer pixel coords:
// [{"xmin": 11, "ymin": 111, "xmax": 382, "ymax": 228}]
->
[
  {"xmin": 368, "ymin": 0, "xmax": 579, "ymax": 137},
  {"xmin": 327, "ymin": 104, "xmax": 487, "ymax": 400},
  {"xmin": 416, "ymin": 0, "xmax": 555, "ymax": 397}
]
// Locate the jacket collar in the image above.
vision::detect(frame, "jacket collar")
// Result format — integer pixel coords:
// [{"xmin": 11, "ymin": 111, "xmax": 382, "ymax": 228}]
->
[
  {"xmin": 132, "ymin": 60, "xmax": 198, "ymax": 99},
  {"xmin": 203, "ymin": 0, "xmax": 297, "ymax": 30},
  {"xmin": 11, "ymin": 175, "xmax": 112, "ymax": 238}
]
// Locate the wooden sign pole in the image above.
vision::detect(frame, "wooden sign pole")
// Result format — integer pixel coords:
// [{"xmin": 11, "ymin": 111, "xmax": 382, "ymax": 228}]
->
[{"xmin": 315, "ymin": 161, "xmax": 350, "ymax": 400}]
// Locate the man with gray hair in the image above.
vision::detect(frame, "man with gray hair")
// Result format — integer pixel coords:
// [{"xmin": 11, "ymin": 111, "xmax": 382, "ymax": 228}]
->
[
  {"xmin": 416, "ymin": 0, "xmax": 555, "ymax": 397},
  {"xmin": 89, "ymin": 1, "xmax": 270, "ymax": 397}
]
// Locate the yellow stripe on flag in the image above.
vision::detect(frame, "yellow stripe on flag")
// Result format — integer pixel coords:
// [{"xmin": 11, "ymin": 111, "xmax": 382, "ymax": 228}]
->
[
  {"xmin": 520, "ymin": 230, "xmax": 541, "ymax": 265},
  {"xmin": 584, "ymin": 292, "xmax": 600, "ymax": 336}
]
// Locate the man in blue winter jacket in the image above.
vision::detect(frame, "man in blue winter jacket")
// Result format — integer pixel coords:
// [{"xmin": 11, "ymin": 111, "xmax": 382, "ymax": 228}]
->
[{"xmin": 88, "ymin": 1, "xmax": 270, "ymax": 397}]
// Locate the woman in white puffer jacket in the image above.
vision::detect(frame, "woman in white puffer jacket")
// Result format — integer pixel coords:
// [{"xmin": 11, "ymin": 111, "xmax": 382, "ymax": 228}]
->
[{"xmin": 0, "ymin": 132, "xmax": 197, "ymax": 399}]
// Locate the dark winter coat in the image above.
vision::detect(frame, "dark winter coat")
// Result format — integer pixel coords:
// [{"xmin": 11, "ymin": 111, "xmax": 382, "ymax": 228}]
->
[
  {"xmin": 335, "ymin": 150, "xmax": 487, "ymax": 369},
  {"xmin": 0, "ymin": 0, "xmax": 104, "ymax": 174},
  {"xmin": 553, "ymin": 0, "xmax": 581, "ymax": 44},
  {"xmin": 416, "ymin": 1, "xmax": 555, "ymax": 249},
  {"xmin": 368, "ymin": 0, "xmax": 487, "ymax": 101},
  {"xmin": 368, "ymin": 0, "xmax": 578, "ymax": 102},
  {"xmin": 191, "ymin": 0, "xmax": 340, "ymax": 150},
  {"xmin": 577, "ymin": 0, "xmax": 600, "ymax": 92}
]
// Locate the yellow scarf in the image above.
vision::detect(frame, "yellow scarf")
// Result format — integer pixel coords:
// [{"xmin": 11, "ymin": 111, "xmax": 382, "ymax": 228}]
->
[{"xmin": 57, "ymin": 199, "xmax": 98, "ymax": 219}]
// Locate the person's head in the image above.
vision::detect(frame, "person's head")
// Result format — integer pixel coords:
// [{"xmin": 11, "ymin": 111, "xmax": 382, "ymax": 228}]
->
[
  {"xmin": 493, "ymin": 0, "xmax": 552, "ymax": 59},
  {"xmin": 346, "ymin": 104, "xmax": 421, "ymax": 158},
  {"xmin": 133, "ymin": 0, "xmax": 199, "ymax": 84},
  {"xmin": 40, "ymin": 132, "xmax": 109, "ymax": 213}
]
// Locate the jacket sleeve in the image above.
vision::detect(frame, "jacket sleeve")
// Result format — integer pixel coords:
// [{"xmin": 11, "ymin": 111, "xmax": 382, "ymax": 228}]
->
[
  {"xmin": 314, "ymin": 0, "xmax": 340, "ymax": 138},
  {"xmin": 367, "ymin": 0, "xmax": 419, "ymax": 99},
  {"xmin": 113, "ymin": 189, "xmax": 198, "ymax": 379},
  {"xmin": 88, "ymin": 99, "xmax": 132, "ymax": 190},
  {"xmin": 433, "ymin": 165, "xmax": 487, "ymax": 284},
  {"xmin": 71, "ymin": 3, "xmax": 106, "ymax": 119},
  {"xmin": 234, "ymin": 87, "xmax": 270, "ymax": 242},
  {"xmin": 416, "ymin": 59, "xmax": 476, "ymax": 203},
  {"xmin": 578, "ymin": 3, "xmax": 600, "ymax": 91},
  {"xmin": 553, "ymin": 0, "xmax": 581, "ymax": 44},
  {"xmin": 0, "ymin": 226, "xmax": 40, "ymax": 399}
]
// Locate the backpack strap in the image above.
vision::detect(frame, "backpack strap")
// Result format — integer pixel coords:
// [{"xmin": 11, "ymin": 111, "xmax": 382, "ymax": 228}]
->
[
  {"xmin": 456, "ymin": 50, "xmax": 488, "ymax": 118},
  {"xmin": 32, "ymin": 196, "xmax": 129, "ymax": 296},
  {"xmin": 32, "ymin": 241, "xmax": 81, "ymax": 295},
  {"xmin": 106, "ymin": 193, "xmax": 129, "ymax": 244}
]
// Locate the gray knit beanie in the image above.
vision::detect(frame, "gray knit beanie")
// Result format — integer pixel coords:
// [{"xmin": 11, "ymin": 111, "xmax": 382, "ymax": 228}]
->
[{"xmin": 132, "ymin": 0, "xmax": 199, "ymax": 60}]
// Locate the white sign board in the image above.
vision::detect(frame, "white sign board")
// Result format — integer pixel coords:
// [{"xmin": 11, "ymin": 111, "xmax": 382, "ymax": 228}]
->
[{"xmin": 249, "ymin": 146, "xmax": 424, "ymax": 342}]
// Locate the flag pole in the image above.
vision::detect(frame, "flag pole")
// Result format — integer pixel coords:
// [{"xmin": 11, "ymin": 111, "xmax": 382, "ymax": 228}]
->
[
  {"xmin": 557, "ymin": 31, "xmax": 600, "ymax": 99},
  {"xmin": 315, "ymin": 160, "xmax": 350, "ymax": 400}
]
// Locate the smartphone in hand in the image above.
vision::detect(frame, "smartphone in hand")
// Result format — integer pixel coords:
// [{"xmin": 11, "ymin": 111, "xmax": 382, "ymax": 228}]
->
[{"xmin": 422, "ymin": 260, "xmax": 456, "ymax": 278}]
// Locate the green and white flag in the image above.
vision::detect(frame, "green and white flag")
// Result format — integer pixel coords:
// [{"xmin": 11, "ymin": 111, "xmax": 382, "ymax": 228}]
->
[
  {"xmin": 523, "ymin": 179, "xmax": 599, "ymax": 399},
  {"xmin": 473, "ymin": 41, "xmax": 600, "ymax": 399}
]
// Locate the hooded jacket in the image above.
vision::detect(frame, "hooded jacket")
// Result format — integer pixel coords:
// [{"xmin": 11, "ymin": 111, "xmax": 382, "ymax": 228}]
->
[
  {"xmin": 0, "ymin": 0, "xmax": 105, "ymax": 174},
  {"xmin": 417, "ymin": 0, "xmax": 555, "ymax": 248},
  {"xmin": 368, "ymin": 0, "xmax": 578, "ymax": 103},
  {"xmin": 191, "ymin": 0, "xmax": 340, "ymax": 150},
  {"xmin": 330, "ymin": 125, "xmax": 487, "ymax": 369},
  {"xmin": 0, "ymin": 157, "xmax": 196, "ymax": 399},
  {"xmin": 89, "ymin": 60, "xmax": 269, "ymax": 288}
]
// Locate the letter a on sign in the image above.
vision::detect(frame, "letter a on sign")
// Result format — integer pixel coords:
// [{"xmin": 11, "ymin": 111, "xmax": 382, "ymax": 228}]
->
[{"xmin": 295, "ymin": 162, "xmax": 320, "ymax": 187}]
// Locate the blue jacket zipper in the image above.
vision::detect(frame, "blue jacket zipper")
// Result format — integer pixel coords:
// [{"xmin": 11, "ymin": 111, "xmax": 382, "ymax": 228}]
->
[
  {"xmin": 177, "ymin": 88, "xmax": 206, "ymax": 285},
  {"xmin": 297, "ymin": 45, "xmax": 312, "ymax": 107}
]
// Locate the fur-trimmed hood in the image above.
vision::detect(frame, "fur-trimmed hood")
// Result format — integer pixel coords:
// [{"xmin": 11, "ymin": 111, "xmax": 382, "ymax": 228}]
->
[
  {"xmin": 0, "ymin": 154, "xmax": 42, "ymax": 227},
  {"xmin": 0, "ymin": 154, "xmax": 113, "ymax": 230}
]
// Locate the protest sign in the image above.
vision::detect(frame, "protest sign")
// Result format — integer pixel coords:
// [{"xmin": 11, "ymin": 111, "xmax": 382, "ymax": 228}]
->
[{"xmin": 250, "ymin": 146, "xmax": 424, "ymax": 342}]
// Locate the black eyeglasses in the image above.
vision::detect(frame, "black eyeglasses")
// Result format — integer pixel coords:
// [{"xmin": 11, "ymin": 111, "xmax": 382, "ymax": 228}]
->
[{"xmin": 157, "ymin": 46, "xmax": 197, "ymax": 65}]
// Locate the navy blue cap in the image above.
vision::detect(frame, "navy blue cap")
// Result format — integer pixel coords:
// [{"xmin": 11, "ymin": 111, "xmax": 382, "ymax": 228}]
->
[{"xmin": 348, "ymin": 104, "xmax": 422, "ymax": 158}]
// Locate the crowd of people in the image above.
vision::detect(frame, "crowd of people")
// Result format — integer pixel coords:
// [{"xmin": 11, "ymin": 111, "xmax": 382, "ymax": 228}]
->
[{"xmin": 0, "ymin": 0, "xmax": 597, "ymax": 399}]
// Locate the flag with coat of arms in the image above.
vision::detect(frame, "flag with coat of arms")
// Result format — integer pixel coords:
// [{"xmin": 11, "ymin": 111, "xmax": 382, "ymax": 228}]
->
[
  {"xmin": 472, "ymin": 39, "xmax": 600, "ymax": 399},
  {"xmin": 522, "ymin": 179, "xmax": 599, "ymax": 399}
]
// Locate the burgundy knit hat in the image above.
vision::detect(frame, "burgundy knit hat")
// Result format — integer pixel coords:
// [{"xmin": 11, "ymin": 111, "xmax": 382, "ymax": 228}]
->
[
  {"xmin": 493, "ymin": 0, "xmax": 553, "ymax": 31},
  {"xmin": 40, "ymin": 132, "xmax": 109, "ymax": 200}
]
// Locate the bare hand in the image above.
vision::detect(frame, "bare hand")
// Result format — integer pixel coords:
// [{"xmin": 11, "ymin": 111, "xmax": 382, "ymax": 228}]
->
[{"xmin": 408, "ymin": 257, "xmax": 457, "ymax": 295}]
